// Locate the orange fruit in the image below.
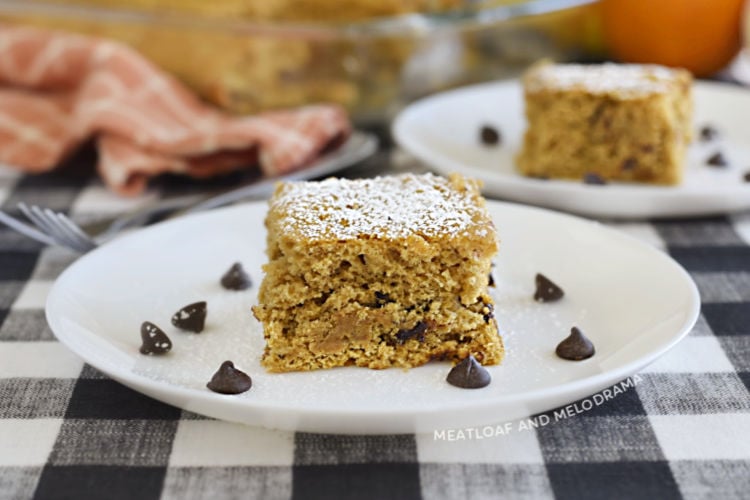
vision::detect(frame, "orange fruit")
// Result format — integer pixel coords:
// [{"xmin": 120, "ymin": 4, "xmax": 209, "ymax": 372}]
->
[{"xmin": 600, "ymin": 0, "xmax": 745, "ymax": 77}]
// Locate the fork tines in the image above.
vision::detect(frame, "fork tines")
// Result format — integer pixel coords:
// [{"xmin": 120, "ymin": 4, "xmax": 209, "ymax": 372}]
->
[{"xmin": 17, "ymin": 203, "xmax": 97, "ymax": 253}]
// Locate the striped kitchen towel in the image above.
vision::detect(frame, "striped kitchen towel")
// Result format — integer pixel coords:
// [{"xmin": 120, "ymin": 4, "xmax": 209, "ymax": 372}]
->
[{"xmin": 0, "ymin": 25, "xmax": 350, "ymax": 195}]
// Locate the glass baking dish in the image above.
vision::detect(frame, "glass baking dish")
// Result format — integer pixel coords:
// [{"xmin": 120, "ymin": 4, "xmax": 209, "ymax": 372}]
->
[{"xmin": 0, "ymin": 0, "xmax": 601, "ymax": 124}]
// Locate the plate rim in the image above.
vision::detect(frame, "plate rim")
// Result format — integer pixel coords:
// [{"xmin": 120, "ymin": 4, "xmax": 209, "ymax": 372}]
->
[{"xmin": 45, "ymin": 200, "xmax": 701, "ymax": 423}]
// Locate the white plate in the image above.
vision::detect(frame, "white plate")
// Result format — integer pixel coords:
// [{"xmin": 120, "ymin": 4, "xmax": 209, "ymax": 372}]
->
[
  {"xmin": 393, "ymin": 80, "xmax": 750, "ymax": 219},
  {"xmin": 46, "ymin": 201, "xmax": 700, "ymax": 434}
]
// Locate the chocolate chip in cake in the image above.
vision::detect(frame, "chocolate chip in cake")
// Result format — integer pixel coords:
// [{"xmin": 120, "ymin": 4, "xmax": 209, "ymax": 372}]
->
[
  {"xmin": 374, "ymin": 291, "xmax": 393, "ymax": 308},
  {"xmin": 446, "ymin": 355, "xmax": 491, "ymax": 389},
  {"xmin": 479, "ymin": 125, "xmax": 501, "ymax": 146},
  {"xmin": 206, "ymin": 360, "xmax": 253, "ymax": 395},
  {"xmin": 171, "ymin": 301, "xmax": 207, "ymax": 333},
  {"xmin": 706, "ymin": 151, "xmax": 728, "ymax": 167},
  {"xmin": 396, "ymin": 321, "xmax": 428, "ymax": 343},
  {"xmin": 488, "ymin": 273, "xmax": 495, "ymax": 287},
  {"xmin": 534, "ymin": 273, "xmax": 564, "ymax": 303},
  {"xmin": 700, "ymin": 125, "xmax": 719, "ymax": 142},
  {"xmin": 588, "ymin": 101, "xmax": 609, "ymax": 126},
  {"xmin": 139, "ymin": 321, "xmax": 172, "ymax": 355},
  {"xmin": 482, "ymin": 302, "xmax": 494, "ymax": 323},
  {"xmin": 221, "ymin": 262, "xmax": 252, "ymax": 290},
  {"xmin": 583, "ymin": 172, "xmax": 607, "ymax": 185},
  {"xmin": 555, "ymin": 327, "xmax": 595, "ymax": 361},
  {"xmin": 621, "ymin": 157, "xmax": 638, "ymax": 171},
  {"xmin": 313, "ymin": 291, "xmax": 332, "ymax": 306}
]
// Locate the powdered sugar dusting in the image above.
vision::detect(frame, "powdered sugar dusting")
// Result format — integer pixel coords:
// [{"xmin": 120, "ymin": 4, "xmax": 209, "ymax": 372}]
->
[
  {"xmin": 526, "ymin": 63, "xmax": 686, "ymax": 97},
  {"xmin": 270, "ymin": 173, "xmax": 488, "ymax": 240}
]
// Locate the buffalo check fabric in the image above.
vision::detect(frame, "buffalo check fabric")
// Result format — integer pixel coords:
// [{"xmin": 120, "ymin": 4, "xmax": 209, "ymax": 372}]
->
[{"xmin": 2, "ymin": 161, "xmax": 750, "ymax": 500}]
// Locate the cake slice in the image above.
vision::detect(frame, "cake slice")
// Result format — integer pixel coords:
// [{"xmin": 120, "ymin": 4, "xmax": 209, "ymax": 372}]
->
[
  {"xmin": 516, "ymin": 62, "xmax": 693, "ymax": 184},
  {"xmin": 252, "ymin": 173, "xmax": 503, "ymax": 372}
]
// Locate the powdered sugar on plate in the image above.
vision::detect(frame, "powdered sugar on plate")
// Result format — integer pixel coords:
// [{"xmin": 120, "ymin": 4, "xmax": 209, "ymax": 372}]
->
[{"xmin": 132, "ymin": 286, "xmax": 261, "ymax": 393}]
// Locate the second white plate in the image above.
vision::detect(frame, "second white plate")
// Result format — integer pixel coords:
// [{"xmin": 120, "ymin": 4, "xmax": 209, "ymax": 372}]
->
[
  {"xmin": 46, "ymin": 201, "xmax": 700, "ymax": 434},
  {"xmin": 394, "ymin": 80, "xmax": 750, "ymax": 219}
]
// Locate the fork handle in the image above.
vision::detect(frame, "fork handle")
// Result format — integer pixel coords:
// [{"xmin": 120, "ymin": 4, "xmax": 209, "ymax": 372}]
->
[
  {"xmin": 99, "ymin": 193, "xmax": 205, "ymax": 238},
  {"xmin": 99, "ymin": 177, "xmax": 277, "ymax": 237},
  {"xmin": 0, "ymin": 210, "xmax": 58, "ymax": 247}
]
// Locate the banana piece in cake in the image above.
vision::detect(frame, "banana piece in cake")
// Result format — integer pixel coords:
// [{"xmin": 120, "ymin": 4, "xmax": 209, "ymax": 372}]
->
[
  {"xmin": 252, "ymin": 173, "xmax": 503, "ymax": 372},
  {"xmin": 516, "ymin": 62, "xmax": 693, "ymax": 184}
]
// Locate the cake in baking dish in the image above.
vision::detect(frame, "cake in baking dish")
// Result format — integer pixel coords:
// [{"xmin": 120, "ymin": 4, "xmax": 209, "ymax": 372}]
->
[
  {"xmin": 516, "ymin": 62, "xmax": 693, "ymax": 184},
  {"xmin": 252, "ymin": 173, "xmax": 504, "ymax": 372},
  {"xmin": 2, "ymin": 0, "xmax": 462, "ymax": 115}
]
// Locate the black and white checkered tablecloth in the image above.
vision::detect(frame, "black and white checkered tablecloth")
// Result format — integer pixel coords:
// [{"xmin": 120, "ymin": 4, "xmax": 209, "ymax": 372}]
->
[{"xmin": 1, "ymin": 150, "xmax": 749, "ymax": 500}]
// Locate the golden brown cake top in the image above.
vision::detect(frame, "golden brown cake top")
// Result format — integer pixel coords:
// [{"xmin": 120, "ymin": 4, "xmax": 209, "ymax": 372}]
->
[
  {"xmin": 268, "ymin": 173, "xmax": 493, "ymax": 241},
  {"xmin": 524, "ymin": 62, "xmax": 691, "ymax": 98}
]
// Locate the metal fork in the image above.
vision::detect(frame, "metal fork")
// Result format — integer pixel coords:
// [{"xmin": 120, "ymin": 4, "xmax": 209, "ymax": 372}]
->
[
  {"xmin": 0, "ymin": 130, "xmax": 377, "ymax": 253},
  {"xmin": 17, "ymin": 203, "xmax": 97, "ymax": 252}
]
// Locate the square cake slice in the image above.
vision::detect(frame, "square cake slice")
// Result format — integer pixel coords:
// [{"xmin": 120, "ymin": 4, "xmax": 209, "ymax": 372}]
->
[
  {"xmin": 253, "ymin": 173, "xmax": 504, "ymax": 372},
  {"xmin": 516, "ymin": 62, "xmax": 693, "ymax": 184}
]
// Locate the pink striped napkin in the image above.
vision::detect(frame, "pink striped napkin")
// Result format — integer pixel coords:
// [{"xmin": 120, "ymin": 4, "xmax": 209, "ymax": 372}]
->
[{"xmin": 0, "ymin": 26, "xmax": 350, "ymax": 195}]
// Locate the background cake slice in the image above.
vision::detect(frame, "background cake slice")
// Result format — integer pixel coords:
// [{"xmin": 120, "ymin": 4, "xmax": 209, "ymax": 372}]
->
[
  {"xmin": 253, "ymin": 173, "xmax": 503, "ymax": 372},
  {"xmin": 516, "ymin": 62, "xmax": 693, "ymax": 185}
]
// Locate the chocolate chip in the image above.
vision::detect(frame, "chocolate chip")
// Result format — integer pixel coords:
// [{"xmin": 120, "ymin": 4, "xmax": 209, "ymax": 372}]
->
[
  {"xmin": 482, "ymin": 302, "xmax": 494, "ymax": 323},
  {"xmin": 206, "ymin": 361, "xmax": 253, "ymax": 394},
  {"xmin": 374, "ymin": 291, "xmax": 393, "ymax": 308},
  {"xmin": 313, "ymin": 291, "xmax": 332, "ymax": 306},
  {"xmin": 396, "ymin": 321, "xmax": 428, "ymax": 342},
  {"xmin": 700, "ymin": 125, "xmax": 719, "ymax": 142},
  {"xmin": 743, "ymin": 171, "xmax": 750, "ymax": 182},
  {"xmin": 139, "ymin": 321, "xmax": 172, "ymax": 355},
  {"xmin": 706, "ymin": 152, "xmax": 728, "ymax": 167},
  {"xmin": 583, "ymin": 172, "xmax": 607, "ymax": 185},
  {"xmin": 220, "ymin": 262, "xmax": 252, "ymax": 290},
  {"xmin": 479, "ymin": 125, "xmax": 501, "ymax": 146},
  {"xmin": 446, "ymin": 355, "xmax": 491, "ymax": 389},
  {"xmin": 488, "ymin": 273, "xmax": 495, "ymax": 287},
  {"xmin": 555, "ymin": 327, "xmax": 595, "ymax": 360},
  {"xmin": 588, "ymin": 101, "xmax": 608, "ymax": 126},
  {"xmin": 621, "ymin": 157, "xmax": 637, "ymax": 171},
  {"xmin": 534, "ymin": 273, "xmax": 564, "ymax": 302},
  {"xmin": 171, "ymin": 301, "xmax": 207, "ymax": 333}
]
